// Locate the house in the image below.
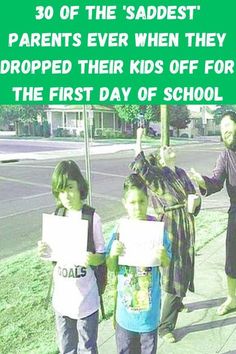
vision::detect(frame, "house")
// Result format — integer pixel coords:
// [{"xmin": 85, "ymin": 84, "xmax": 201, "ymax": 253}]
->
[
  {"xmin": 46, "ymin": 104, "xmax": 222, "ymax": 139},
  {"xmin": 178, "ymin": 105, "xmax": 220, "ymax": 138},
  {"xmin": 46, "ymin": 105, "xmax": 121, "ymax": 137}
]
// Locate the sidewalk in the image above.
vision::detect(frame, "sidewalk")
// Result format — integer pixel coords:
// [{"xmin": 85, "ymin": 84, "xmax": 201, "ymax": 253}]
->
[{"xmin": 97, "ymin": 232, "xmax": 236, "ymax": 354}]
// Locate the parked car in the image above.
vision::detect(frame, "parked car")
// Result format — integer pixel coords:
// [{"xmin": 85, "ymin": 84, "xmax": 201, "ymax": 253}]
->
[
  {"xmin": 148, "ymin": 127, "xmax": 158, "ymax": 137},
  {"xmin": 180, "ymin": 133, "xmax": 189, "ymax": 138}
]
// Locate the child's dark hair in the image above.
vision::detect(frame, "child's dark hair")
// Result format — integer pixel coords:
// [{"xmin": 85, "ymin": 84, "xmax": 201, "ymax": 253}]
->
[
  {"xmin": 123, "ymin": 173, "xmax": 148, "ymax": 198},
  {"xmin": 222, "ymin": 110, "xmax": 236, "ymax": 123},
  {"xmin": 52, "ymin": 160, "xmax": 88, "ymax": 204},
  {"xmin": 147, "ymin": 152, "xmax": 162, "ymax": 167}
]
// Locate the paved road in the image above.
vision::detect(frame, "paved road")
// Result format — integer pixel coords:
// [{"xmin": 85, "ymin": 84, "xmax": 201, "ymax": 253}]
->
[
  {"xmin": 0, "ymin": 138, "xmax": 135, "ymax": 155},
  {"xmin": 0, "ymin": 141, "xmax": 229, "ymax": 259},
  {"xmin": 0, "ymin": 139, "xmax": 86, "ymax": 154}
]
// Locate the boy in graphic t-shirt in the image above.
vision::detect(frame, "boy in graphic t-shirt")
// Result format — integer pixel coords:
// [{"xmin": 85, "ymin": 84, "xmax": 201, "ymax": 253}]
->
[{"xmin": 106, "ymin": 174, "xmax": 171, "ymax": 354}]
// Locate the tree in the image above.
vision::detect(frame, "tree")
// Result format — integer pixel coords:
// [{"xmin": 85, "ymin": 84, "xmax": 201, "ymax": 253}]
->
[
  {"xmin": 0, "ymin": 105, "xmax": 48, "ymax": 133},
  {"xmin": 114, "ymin": 105, "xmax": 140, "ymax": 122},
  {"xmin": 0, "ymin": 105, "xmax": 20, "ymax": 129},
  {"xmin": 145, "ymin": 105, "xmax": 160, "ymax": 122},
  {"xmin": 213, "ymin": 105, "xmax": 236, "ymax": 125},
  {"xmin": 114, "ymin": 104, "xmax": 191, "ymax": 137},
  {"xmin": 168, "ymin": 105, "xmax": 190, "ymax": 137},
  {"xmin": 0, "ymin": 105, "xmax": 48, "ymax": 124},
  {"xmin": 114, "ymin": 105, "xmax": 160, "ymax": 135},
  {"xmin": 17, "ymin": 105, "xmax": 48, "ymax": 123},
  {"xmin": 114, "ymin": 105, "xmax": 160, "ymax": 122}
]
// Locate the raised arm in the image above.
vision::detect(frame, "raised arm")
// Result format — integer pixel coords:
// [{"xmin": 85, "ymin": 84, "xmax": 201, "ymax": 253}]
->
[
  {"xmin": 190, "ymin": 152, "xmax": 226, "ymax": 196},
  {"xmin": 135, "ymin": 127, "xmax": 145, "ymax": 156}
]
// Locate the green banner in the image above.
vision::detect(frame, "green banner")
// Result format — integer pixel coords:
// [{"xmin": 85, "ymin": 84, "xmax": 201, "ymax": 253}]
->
[{"xmin": 0, "ymin": 1, "xmax": 235, "ymax": 104}]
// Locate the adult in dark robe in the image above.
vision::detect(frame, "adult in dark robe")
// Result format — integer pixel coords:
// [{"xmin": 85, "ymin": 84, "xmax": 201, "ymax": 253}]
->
[
  {"xmin": 131, "ymin": 128, "xmax": 201, "ymax": 343},
  {"xmin": 191, "ymin": 110, "xmax": 236, "ymax": 316}
]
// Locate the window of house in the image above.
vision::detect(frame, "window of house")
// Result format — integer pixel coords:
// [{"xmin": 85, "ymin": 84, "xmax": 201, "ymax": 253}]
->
[
  {"xmin": 52, "ymin": 112, "xmax": 63, "ymax": 129},
  {"xmin": 94, "ymin": 112, "xmax": 101, "ymax": 128},
  {"xmin": 103, "ymin": 113, "xmax": 113, "ymax": 129}
]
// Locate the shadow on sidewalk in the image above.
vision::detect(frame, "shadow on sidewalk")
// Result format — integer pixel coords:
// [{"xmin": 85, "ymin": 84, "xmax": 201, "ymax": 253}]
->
[
  {"xmin": 175, "ymin": 315, "xmax": 236, "ymax": 341},
  {"xmin": 186, "ymin": 297, "xmax": 226, "ymax": 311}
]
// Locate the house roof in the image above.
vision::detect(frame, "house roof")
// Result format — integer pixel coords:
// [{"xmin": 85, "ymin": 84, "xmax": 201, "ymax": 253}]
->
[{"xmin": 46, "ymin": 105, "xmax": 116, "ymax": 113}]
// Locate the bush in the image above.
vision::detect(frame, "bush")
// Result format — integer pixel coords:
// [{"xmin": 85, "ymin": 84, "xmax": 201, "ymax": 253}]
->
[
  {"xmin": 42, "ymin": 121, "xmax": 51, "ymax": 137},
  {"xmin": 95, "ymin": 128, "xmax": 103, "ymax": 138},
  {"xmin": 61, "ymin": 129, "xmax": 71, "ymax": 137},
  {"xmin": 54, "ymin": 128, "xmax": 63, "ymax": 137},
  {"xmin": 103, "ymin": 129, "xmax": 113, "ymax": 138},
  {"xmin": 22, "ymin": 125, "xmax": 30, "ymax": 136},
  {"xmin": 95, "ymin": 128, "xmax": 124, "ymax": 139},
  {"xmin": 35, "ymin": 122, "xmax": 43, "ymax": 137},
  {"xmin": 54, "ymin": 128, "xmax": 73, "ymax": 137},
  {"xmin": 114, "ymin": 130, "xmax": 123, "ymax": 138}
]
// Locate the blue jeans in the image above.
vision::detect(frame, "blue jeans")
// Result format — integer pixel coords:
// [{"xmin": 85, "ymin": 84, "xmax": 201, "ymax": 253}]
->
[
  {"xmin": 115, "ymin": 322, "xmax": 158, "ymax": 354},
  {"xmin": 55, "ymin": 311, "xmax": 98, "ymax": 354}
]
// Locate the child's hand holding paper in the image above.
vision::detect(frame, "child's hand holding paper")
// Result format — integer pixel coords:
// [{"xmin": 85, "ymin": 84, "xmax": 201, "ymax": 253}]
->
[
  {"xmin": 155, "ymin": 245, "xmax": 170, "ymax": 268},
  {"xmin": 38, "ymin": 240, "xmax": 52, "ymax": 259},
  {"xmin": 110, "ymin": 240, "xmax": 125, "ymax": 257}
]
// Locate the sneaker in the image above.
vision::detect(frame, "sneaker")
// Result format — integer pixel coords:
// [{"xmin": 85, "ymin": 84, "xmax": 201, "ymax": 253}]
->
[
  {"xmin": 217, "ymin": 299, "xmax": 236, "ymax": 316},
  {"xmin": 162, "ymin": 332, "xmax": 176, "ymax": 343}
]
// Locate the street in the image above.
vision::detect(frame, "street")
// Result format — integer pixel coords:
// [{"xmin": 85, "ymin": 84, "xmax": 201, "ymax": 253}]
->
[
  {"xmin": 0, "ymin": 139, "xmax": 86, "ymax": 153},
  {"xmin": 0, "ymin": 140, "xmax": 228, "ymax": 259}
]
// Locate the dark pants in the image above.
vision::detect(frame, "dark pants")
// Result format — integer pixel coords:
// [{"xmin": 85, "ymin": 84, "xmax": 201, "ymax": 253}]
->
[
  {"xmin": 55, "ymin": 311, "xmax": 98, "ymax": 354},
  {"xmin": 225, "ymin": 207, "xmax": 236, "ymax": 278},
  {"xmin": 159, "ymin": 293, "xmax": 183, "ymax": 336},
  {"xmin": 116, "ymin": 322, "xmax": 158, "ymax": 354}
]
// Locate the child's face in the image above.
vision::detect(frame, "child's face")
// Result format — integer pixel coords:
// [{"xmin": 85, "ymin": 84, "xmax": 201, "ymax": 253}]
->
[
  {"xmin": 123, "ymin": 188, "xmax": 148, "ymax": 220},
  {"xmin": 58, "ymin": 179, "xmax": 82, "ymax": 210}
]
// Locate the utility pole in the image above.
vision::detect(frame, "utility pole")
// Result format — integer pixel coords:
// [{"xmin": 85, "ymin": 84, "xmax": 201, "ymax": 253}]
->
[
  {"xmin": 83, "ymin": 105, "xmax": 92, "ymax": 206},
  {"xmin": 160, "ymin": 105, "xmax": 170, "ymax": 146},
  {"xmin": 201, "ymin": 105, "xmax": 207, "ymax": 136}
]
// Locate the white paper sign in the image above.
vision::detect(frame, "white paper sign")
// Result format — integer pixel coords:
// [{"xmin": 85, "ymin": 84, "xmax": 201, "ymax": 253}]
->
[
  {"xmin": 118, "ymin": 219, "xmax": 164, "ymax": 267},
  {"xmin": 42, "ymin": 213, "xmax": 88, "ymax": 264}
]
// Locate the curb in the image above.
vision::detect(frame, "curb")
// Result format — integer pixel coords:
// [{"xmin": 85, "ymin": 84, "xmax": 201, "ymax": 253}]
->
[{"xmin": 1, "ymin": 159, "xmax": 20, "ymax": 163}]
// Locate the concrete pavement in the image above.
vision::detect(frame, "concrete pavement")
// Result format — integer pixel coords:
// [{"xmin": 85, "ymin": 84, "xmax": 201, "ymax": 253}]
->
[{"xmin": 97, "ymin": 231, "xmax": 236, "ymax": 354}]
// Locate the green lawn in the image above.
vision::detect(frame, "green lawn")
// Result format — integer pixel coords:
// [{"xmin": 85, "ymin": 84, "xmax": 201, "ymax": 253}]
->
[{"xmin": 0, "ymin": 210, "xmax": 227, "ymax": 354}]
